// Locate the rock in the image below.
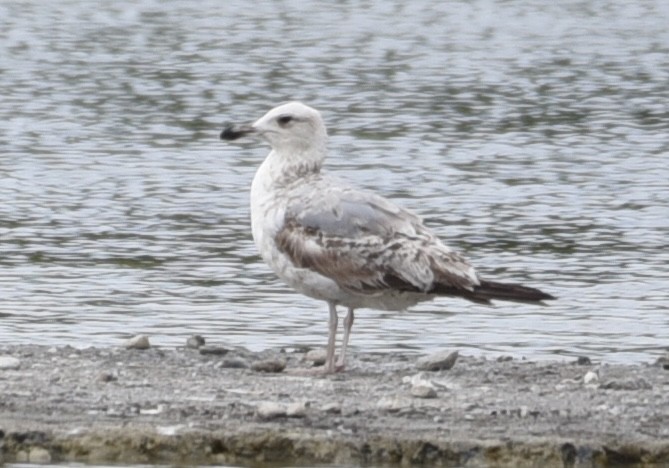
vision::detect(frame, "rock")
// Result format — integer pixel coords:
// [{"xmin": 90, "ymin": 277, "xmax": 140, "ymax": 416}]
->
[
  {"xmin": 583, "ymin": 370, "xmax": 599, "ymax": 385},
  {"xmin": 199, "ymin": 346, "xmax": 229, "ymax": 356},
  {"xmin": 186, "ymin": 335, "xmax": 206, "ymax": 349},
  {"xmin": 260, "ymin": 401, "xmax": 307, "ymax": 418},
  {"xmin": 497, "ymin": 355, "xmax": 513, "ymax": 362},
  {"xmin": 251, "ymin": 358, "xmax": 286, "ymax": 373},
  {"xmin": 416, "ymin": 350, "xmax": 459, "ymax": 371},
  {"xmin": 123, "ymin": 335, "xmax": 150, "ymax": 350},
  {"xmin": 601, "ymin": 378, "xmax": 652, "ymax": 391},
  {"xmin": 322, "ymin": 402, "xmax": 342, "ymax": 414},
  {"xmin": 98, "ymin": 371, "xmax": 117, "ymax": 382},
  {"xmin": 0, "ymin": 356, "xmax": 21, "ymax": 370},
  {"xmin": 377, "ymin": 396, "xmax": 412, "ymax": 412},
  {"xmin": 654, "ymin": 352, "xmax": 669, "ymax": 370},
  {"xmin": 286, "ymin": 402, "xmax": 308, "ymax": 417},
  {"xmin": 403, "ymin": 372, "xmax": 441, "ymax": 392},
  {"xmin": 411, "ymin": 384, "xmax": 437, "ymax": 399},
  {"xmin": 257, "ymin": 402, "xmax": 287, "ymax": 419},
  {"xmin": 28, "ymin": 447, "xmax": 52, "ymax": 463},
  {"xmin": 219, "ymin": 358, "xmax": 249, "ymax": 369},
  {"xmin": 139, "ymin": 405, "xmax": 164, "ymax": 415},
  {"xmin": 304, "ymin": 349, "xmax": 327, "ymax": 366},
  {"xmin": 575, "ymin": 356, "xmax": 592, "ymax": 365}
]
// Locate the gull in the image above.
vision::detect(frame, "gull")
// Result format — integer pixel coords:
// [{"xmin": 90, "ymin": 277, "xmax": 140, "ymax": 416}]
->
[{"xmin": 220, "ymin": 102, "xmax": 555, "ymax": 374}]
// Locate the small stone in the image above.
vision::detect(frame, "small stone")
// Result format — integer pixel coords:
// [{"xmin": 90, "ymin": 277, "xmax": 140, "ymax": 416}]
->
[
  {"xmin": 411, "ymin": 384, "xmax": 437, "ymax": 399},
  {"xmin": 376, "ymin": 396, "xmax": 412, "ymax": 412},
  {"xmin": 251, "ymin": 358, "xmax": 286, "ymax": 373},
  {"xmin": 257, "ymin": 402, "xmax": 287, "ymax": 419},
  {"xmin": 404, "ymin": 372, "xmax": 439, "ymax": 390},
  {"xmin": 322, "ymin": 402, "xmax": 342, "ymax": 414},
  {"xmin": 140, "ymin": 404, "xmax": 164, "ymax": 415},
  {"xmin": 0, "ymin": 356, "xmax": 21, "ymax": 370},
  {"xmin": 583, "ymin": 370, "xmax": 599, "ymax": 385},
  {"xmin": 654, "ymin": 352, "xmax": 669, "ymax": 370},
  {"xmin": 186, "ymin": 335, "xmax": 206, "ymax": 349},
  {"xmin": 416, "ymin": 350, "xmax": 459, "ymax": 371},
  {"xmin": 601, "ymin": 378, "xmax": 652, "ymax": 391},
  {"xmin": 98, "ymin": 371, "xmax": 117, "ymax": 382},
  {"xmin": 304, "ymin": 349, "xmax": 327, "ymax": 366},
  {"xmin": 497, "ymin": 355, "xmax": 513, "ymax": 362},
  {"xmin": 28, "ymin": 447, "xmax": 52, "ymax": 463},
  {"xmin": 219, "ymin": 358, "xmax": 249, "ymax": 369},
  {"xmin": 286, "ymin": 401, "xmax": 308, "ymax": 417},
  {"xmin": 575, "ymin": 356, "xmax": 592, "ymax": 365},
  {"xmin": 199, "ymin": 346, "xmax": 229, "ymax": 356},
  {"xmin": 123, "ymin": 335, "xmax": 150, "ymax": 350}
]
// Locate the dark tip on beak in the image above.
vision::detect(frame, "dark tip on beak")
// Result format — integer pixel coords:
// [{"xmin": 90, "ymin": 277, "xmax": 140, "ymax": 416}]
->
[{"xmin": 220, "ymin": 124, "xmax": 255, "ymax": 141}]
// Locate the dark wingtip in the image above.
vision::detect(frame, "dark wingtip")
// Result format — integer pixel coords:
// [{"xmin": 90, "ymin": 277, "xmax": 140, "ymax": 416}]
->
[
  {"xmin": 220, "ymin": 124, "xmax": 254, "ymax": 141},
  {"xmin": 472, "ymin": 280, "xmax": 556, "ymax": 304}
]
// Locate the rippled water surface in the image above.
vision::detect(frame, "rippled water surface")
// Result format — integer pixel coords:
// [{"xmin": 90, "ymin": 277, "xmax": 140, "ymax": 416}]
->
[{"xmin": 1, "ymin": 0, "xmax": 668, "ymax": 363}]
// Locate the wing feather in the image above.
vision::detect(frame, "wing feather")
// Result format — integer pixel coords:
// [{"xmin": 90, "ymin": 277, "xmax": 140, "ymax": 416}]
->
[{"xmin": 274, "ymin": 181, "xmax": 480, "ymax": 297}]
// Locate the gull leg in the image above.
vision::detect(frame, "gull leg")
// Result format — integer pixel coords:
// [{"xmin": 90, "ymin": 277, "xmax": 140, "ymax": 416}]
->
[
  {"xmin": 325, "ymin": 301, "xmax": 338, "ymax": 374},
  {"xmin": 336, "ymin": 308, "xmax": 355, "ymax": 371}
]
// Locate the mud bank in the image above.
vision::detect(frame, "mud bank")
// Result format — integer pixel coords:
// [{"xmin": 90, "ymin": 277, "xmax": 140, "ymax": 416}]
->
[{"xmin": 1, "ymin": 343, "xmax": 668, "ymax": 467}]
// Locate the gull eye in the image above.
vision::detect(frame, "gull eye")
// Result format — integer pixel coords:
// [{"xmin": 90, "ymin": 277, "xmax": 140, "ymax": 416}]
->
[{"xmin": 277, "ymin": 115, "xmax": 294, "ymax": 126}]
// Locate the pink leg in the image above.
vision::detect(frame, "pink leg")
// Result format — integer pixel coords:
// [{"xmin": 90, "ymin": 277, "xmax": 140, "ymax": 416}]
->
[
  {"xmin": 325, "ymin": 301, "xmax": 338, "ymax": 374},
  {"xmin": 336, "ymin": 308, "xmax": 355, "ymax": 370}
]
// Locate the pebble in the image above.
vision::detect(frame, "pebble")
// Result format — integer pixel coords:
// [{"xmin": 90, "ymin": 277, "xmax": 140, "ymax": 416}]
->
[
  {"xmin": 256, "ymin": 401, "xmax": 306, "ymax": 419},
  {"xmin": 98, "ymin": 371, "xmax": 118, "ymax": 383},
  {"xmin": 411, "ymin": 384, "xmax": 437, "ymax": 399},
  {"xmin": 186, "ymin": 335, "xmax": 206, "ymax": 349},
  {"xmin": 123, "ymin": 335, "xmax": 150, "ymax": 350},
  {"xmin": 377, "ymin": 396, "xmax": 412, "ymax": 412},
  {"xmin": 601, "ymin": 378, "xmax": 652, "ymax": 391},
  {"xmin": 654, "ymin": 352, "xmax": 669, "ymax": 370},
  {"xmin": 139, "ymin": 405, "xmax": 164, "ymax": 415},
  {"xmin": 403, "ymin": 372, "xmax": 440, "ymax": 392},
  {"xmin": 583, "ymin": 370, "xmax": 599, "ymax": 385},
  {"xmin": 199, "ymin": 346, "xmax": 229, "ymax": 356},
  {"xmin": 304, "ymin": 349, "xmax": 327, "ymax": 366},
  {"xmin": 575, "ymin": 356, "xmax": 592, "ymax": 366},
  {"xmin": 251, "ymin": 358, "xmax": 286, "ymax": 373},
  {"xmin": 0, "ymin": 356, "xmax": 21, "ymax": 370},
  {"xmin": 29, "ymin": 447, "xmax": 52, "ymax": 463},
  {"xmin": 416, "ymin": 350, "xmax": 459, "ymax": 371},
  {"xmin": 219, "ymin": 358, "xmax": 249, "ymax": 369},
  {"xmin": 322, "ymin": 402, "xmax": 342, "ymax": 414},
  {"xmin": 286, "ymin": 402, "xmax": 308, "ymax": 417}
]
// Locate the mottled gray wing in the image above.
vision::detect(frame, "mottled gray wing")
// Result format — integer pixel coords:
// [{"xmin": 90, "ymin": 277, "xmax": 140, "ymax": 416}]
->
[
  {"xmin": 286, "ymin": 177, "xmax": 424, "ymax": 238},
  {"xmin": 275, "ymin": 178, "xmax": 480, "ymax": 297}
]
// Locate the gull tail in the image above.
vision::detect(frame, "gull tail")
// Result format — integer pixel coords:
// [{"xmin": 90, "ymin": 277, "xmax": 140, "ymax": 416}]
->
[{"xmin": 469, "ymin": 280, "xmax": 556, "ymax": 304}]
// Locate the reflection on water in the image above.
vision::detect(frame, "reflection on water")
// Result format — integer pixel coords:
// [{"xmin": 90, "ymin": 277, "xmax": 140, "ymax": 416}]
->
[{"xmin": 1, "ymin": 0, "xmax": 668, "ymax": 364}]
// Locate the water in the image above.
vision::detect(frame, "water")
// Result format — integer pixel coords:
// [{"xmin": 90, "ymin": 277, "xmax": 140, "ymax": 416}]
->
[{"xmin": 1, "ymin": 0, "xmax": 668, "ymax": 364}]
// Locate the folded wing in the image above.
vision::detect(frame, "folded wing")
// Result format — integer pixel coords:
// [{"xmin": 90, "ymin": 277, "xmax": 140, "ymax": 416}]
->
[{"xmin": 275, "ymin": 180, "xmax": 483, "ymax": 300}]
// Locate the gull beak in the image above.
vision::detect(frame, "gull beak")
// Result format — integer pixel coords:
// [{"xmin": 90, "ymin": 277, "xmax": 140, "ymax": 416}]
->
[{"xmin": 220, "ymin": 123, "xmax": 256, "ymax": 141}]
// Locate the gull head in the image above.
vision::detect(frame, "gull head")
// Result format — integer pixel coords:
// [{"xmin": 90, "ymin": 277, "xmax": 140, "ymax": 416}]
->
[{"xmin": 221, "ymin": 102, "xmax": 327, "ymax": 157}]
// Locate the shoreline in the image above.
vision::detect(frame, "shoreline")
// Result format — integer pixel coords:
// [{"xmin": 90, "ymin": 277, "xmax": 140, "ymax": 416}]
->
[{"xmin": 1, "ymin": 343, "xmax": 668, "ymax": 466}]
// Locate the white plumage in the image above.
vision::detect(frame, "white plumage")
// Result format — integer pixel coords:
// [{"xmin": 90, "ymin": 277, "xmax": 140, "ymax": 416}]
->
[{"xmin": 221, "ymin": 102, "xmax": 554, "ymax": 373}]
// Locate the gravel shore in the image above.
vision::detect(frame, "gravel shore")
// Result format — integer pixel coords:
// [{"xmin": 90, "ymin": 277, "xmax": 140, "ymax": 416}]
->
[{"xmin": 1, "ymin": 342, "xmax": 668, "ymax": 467}]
